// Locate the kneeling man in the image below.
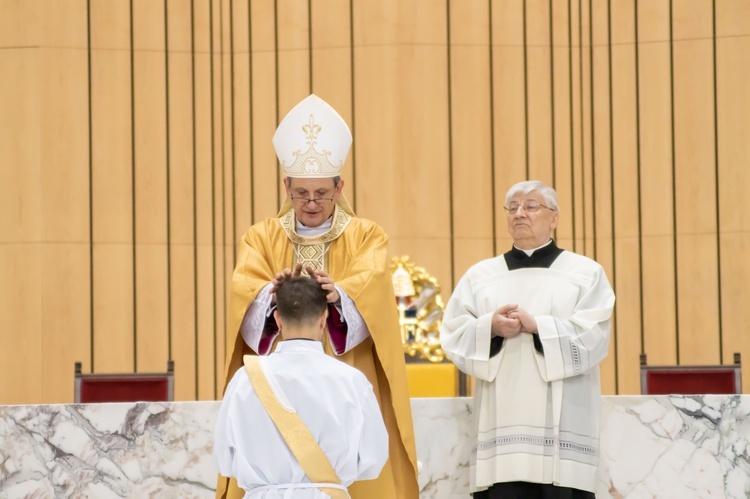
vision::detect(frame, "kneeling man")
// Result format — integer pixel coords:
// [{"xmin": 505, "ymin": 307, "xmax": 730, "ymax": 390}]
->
[{"xmin": 214, "ymin": 275, "xmax": 389, "ymax": 498}]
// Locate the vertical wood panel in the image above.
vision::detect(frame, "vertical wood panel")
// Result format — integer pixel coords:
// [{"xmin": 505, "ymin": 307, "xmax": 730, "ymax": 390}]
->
[
  {"xmin": 310, "ymin": 0, "xmax": 352, "ymax": 118},
  {"xmin": 221, "ymin": 0, "xmax": 237, "ymax": 393},
  {"xmin": 231, "ymin": 0, "xmax": 252, "ymax": 250},
  {"xmin": 41, "ymin": 245, "xmax": 91, "ymax": 402},
  {"xmin": 450, "ymin": 0, "xmax": 494, "ymax": 280},
  {"xmin": 90, "ymin": 0, "xmax": 135, "ymax": 375},
  {"xmin": 218, "ymin": 1, "xmax": 235, "ymax": 361},
  {"xmin": 525, "ymin": 0, "xmax": 554, "ymax": 184},
  {"xmin": 40, "ymin": 0, "xmax": 91, "ymax": 401},
  {"xmin": 0, "ymin": 51, "xmax": 41, "ymax": 244},
  {"xmin": 591, "ymin": 0, "xmax": 616, "ymax": 394},
  {"xmin": 610, "ymin": 0, "xmax": 641, "ymax": 394},
  {"xmin": 551, "ymin": 0, "xmax": 574, "ymax": 249},
  {"xmin": 276, "ymin": 0, "xmax": 311, "ymax": 137},
  {"xmin": 167, "ymin": 0, "xmax": 197, "ymax": 400},
  {"xmin": 672, "ymin": 0, "xmax": 720, "ymax": 365},
  {"xmin": 224, "ymin": 0, "xmax": 255, "ymax": 396},
  {"xmin": 492, "ymin": 0, "xmax": 527, "ymax": 252},
  {"xmin": 0, "ymin": 47, "xmax": 42, "ymax": 403},
  {"xmin": 133, "ymin": 0, "xmax": 170, "ymax": 373},
  {"xmin": 249, "ymin": 0, "xmax": 279, "ymax": 223},
  {"xmin": 220, "ymin": 0, "xmax": 236, "ymax": 286},
  {"xmin": 211, "ymin": 0, "xmax": 227, "ymax": 397},
  {"xmin": 352, "ymin": 1, "xmax": 399, "ymax": 232},
  {"xmin": 392, "ymin": 0, "xmax": 452, "ymax": 294},
  {"xmin": 40, "ymin": 3, "xmax": 88, "ymax": 246},
  {"xmin": 0, "ymin": 0, "xmax": 40, "ymax": 48},
  {"xmin": 194, "ymin": 0, "xmax": 217, "ymax": 399},
  {"xmin": 41, "ymin": 0, "xmax": 87, "ymax": 48},
  {"xmin": 638, "ymin": 0, "xmax": 677, "ymax": 365},
  {"xmin": 716, "ymin": 0, "xmax": 750, "ymax": 390},
  {"xmin": 0, "ymin": 247, "xmax": 42, "ymax": 403},
  {"xmin": 580, "ymin": 0, "xmax": 595, "ymax": 260},
  {"xmin": 570, "ymin": 0, "xmax": 585, "ymax": 253}
]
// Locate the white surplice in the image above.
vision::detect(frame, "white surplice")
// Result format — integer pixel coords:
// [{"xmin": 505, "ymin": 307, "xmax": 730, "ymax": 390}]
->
[
  {"xmin": 214, "ymin": 340, "xmax": 388, "ymax": 499},
  {"xmin": 440, "ymin": 247, "xmax": 615, "ymax": 493}
]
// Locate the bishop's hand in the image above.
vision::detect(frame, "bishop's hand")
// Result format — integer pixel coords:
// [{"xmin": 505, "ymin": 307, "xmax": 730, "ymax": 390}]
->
[
  {"xmin": 306, "ymin": 265, "xmax": 340, "ymax": 304},
  {"xmin": 269, "ymin": 263, "xmax": 304, "ymax": 302}
]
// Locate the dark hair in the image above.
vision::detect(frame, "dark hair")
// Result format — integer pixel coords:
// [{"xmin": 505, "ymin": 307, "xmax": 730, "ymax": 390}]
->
[{"xmin": 275, "ymin": 276, "xmax": 328, "ymax": 325}]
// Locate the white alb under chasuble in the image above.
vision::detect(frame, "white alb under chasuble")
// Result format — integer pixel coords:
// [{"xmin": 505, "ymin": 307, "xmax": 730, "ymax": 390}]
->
[
  {"xmin": 214, "ymin": 340, "xmax": 388, "ymax": 498},
  {"xmin": 440, "ymin": 243, "xmax": 615, "ymax": 493}
]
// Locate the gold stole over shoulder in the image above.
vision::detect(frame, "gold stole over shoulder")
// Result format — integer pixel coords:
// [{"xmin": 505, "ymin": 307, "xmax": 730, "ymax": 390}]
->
[
  {"xmin": 243, "ymin": 356, "xmax": 347, "ymax": 499},
  {"xmin": 279, "ymin": 205, "xmax": 352, "ymax": 273}
]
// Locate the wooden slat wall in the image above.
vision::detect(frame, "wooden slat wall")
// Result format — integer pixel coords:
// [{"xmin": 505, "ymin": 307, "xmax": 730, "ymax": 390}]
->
[
  {"xmin": 717, "ymin": 0, "xmax": 750, "ymax": 381},
  {"xmin": 639, "ymin": 0, "xmax": 678, "ymax": 368},
  {"xmin": 2, "ymin": 0, "xmax": 749, "ymax": 404},
  {"xmin": 590, "ymin": 0, "xmax": 617, "ymax": 394},
  {"xmin": 167, "ymin": 0, "xmax": 198, "ymax": 402},
  {"xmin": 1, "ymin": 0, "xmax": 43, "ymax": 403},
  {"xmin": 194, "ymin": 0, "xmax": 217, "ymax": 400},
  {"xmin": 610, "ymin": 0, "xmax": 641, "ymax": 396},
  {"xmin": 450, "ymin": 0, "xmax": 494, "ymax": 283},
  {"xmin": 90, "ymin": 0, "xmax": 134, "ymax": 382},
  {"xmin": 674, "ymin": 0, "xmax": 721, "ymax": 365},
  {"xmin": 39, "ymin": 1, "xmax": 91, "ymax": 404}
]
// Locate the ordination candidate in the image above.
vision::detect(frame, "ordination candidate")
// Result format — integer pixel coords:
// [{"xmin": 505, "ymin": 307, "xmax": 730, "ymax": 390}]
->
[{"xmin": 214, "ymin": 275, "xmax": 388, "ymax": 498}]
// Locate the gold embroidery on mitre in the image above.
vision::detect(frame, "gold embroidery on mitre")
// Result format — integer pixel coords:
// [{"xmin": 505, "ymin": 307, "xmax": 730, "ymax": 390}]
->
[
  {"xmin": 281, "ymin": 115, "xmax": 343, "ymax": 177},
  {"xmin": 279, "ymin": 205, "xmax": 352, "ymax": 274}
]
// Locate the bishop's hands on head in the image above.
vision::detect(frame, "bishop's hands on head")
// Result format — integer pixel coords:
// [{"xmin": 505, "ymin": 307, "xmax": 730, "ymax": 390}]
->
[{"xmin": 270, "ymin": 263, "xmax": 340, "ymax": 305}]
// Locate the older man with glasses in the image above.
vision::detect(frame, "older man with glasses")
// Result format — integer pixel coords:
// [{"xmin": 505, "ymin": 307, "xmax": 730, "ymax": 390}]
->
[
  {"xmin": 216, "ymin": 95, "xmax": 418, "ymax": 499},
  {"xmin": 441, "ymin": 180, "xmax": 616, "ymax": 499}
]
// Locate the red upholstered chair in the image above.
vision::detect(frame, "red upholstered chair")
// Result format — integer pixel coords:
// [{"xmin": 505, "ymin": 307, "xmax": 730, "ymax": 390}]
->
[
  {"xmin": 74, "ymin": 361, "xmax": 175, "ymax": 403},
  {"xmin": 640, "ymin": 353, "xmax": 742, "ymax": 395}
]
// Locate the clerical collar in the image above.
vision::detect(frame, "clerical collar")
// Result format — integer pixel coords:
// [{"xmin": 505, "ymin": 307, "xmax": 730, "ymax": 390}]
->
[
  {"xmin": 504, "ymin": 240, "xmax": 564, "ymax": 270},
  {"xmin": 296, "ymin": 216, "xmax": 333, "ymax": 238},
  {"xmin": 275, "ymin": 339, "xmax": 324, "ymax": 354},
  {"xmin": 514, "ymin": 239, "xmax": 553, "ymax": 256}
]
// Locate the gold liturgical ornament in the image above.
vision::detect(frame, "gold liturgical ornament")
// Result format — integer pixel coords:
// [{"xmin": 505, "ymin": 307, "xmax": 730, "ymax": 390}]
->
[{"xmin": 390, "ymin": 256, "xmax": 446, "ymax": 363}]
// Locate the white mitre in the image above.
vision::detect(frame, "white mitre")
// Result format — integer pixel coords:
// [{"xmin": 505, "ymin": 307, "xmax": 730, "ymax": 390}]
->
[{"xmin": 272, "ymin": 94, "xmax": 352, "ymax": 178}]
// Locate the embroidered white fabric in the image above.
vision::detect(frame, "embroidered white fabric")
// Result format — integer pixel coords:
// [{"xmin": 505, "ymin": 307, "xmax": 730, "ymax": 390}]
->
[
  {"xmin": 334, "ymin": 285, "xmax": 369, "ymax": 355},
  {"xmin": 240, "ymin": 283, "xmax": 276, "ymax": 355}
]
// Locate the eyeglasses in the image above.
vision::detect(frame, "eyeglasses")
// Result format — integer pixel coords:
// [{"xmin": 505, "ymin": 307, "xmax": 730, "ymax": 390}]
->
[
  {"xmin": 290, "ymin": 195, "xmax": 335, "ymax": 207},
  {"xmin": 504, "ymin": 201, "xmax": 555, "ymax": 214}
]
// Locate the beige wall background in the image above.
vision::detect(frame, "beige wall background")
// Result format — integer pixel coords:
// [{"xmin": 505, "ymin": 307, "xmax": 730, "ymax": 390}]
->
[{"xmin": 1, "ymin": 0, "xmax": 749, "ymax": 404}]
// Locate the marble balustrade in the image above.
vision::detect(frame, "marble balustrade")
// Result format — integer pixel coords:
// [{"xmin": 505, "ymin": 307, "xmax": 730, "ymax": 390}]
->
[{"xmin": 1, "ymin": 396, "xmax": 748, "ymax": 498}]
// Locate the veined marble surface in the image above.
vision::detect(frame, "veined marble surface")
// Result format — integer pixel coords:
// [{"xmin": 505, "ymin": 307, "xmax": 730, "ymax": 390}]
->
[
  {"xmin": 599, "ymin": 396, "xmax": 750, "ymax": 499},
  {"xmin": 1, "ymin": 396, "xmax": 748, "ymax": 498},
  {"xmin": 0, "ymin": 402, "xmax": 218, "ymax": 498},
  {"xmin": 412, "ymin": 398, "xmax": 473, "ymax": 499}
]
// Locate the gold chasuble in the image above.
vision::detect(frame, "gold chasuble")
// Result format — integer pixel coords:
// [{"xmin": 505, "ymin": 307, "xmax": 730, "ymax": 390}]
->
[{"xmin": 216, "ymin": 203, "xmax": 419, "ymax": 499}]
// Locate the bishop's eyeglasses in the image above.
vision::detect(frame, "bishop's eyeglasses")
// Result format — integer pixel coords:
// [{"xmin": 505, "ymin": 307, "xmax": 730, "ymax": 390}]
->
[
  {"xmin": 290, "ymin": 195, "xmax": 335, "ymax": 207},
  {"xmin": 504, "ymin": 201, "xmax": 556, "ymax": 214}
]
